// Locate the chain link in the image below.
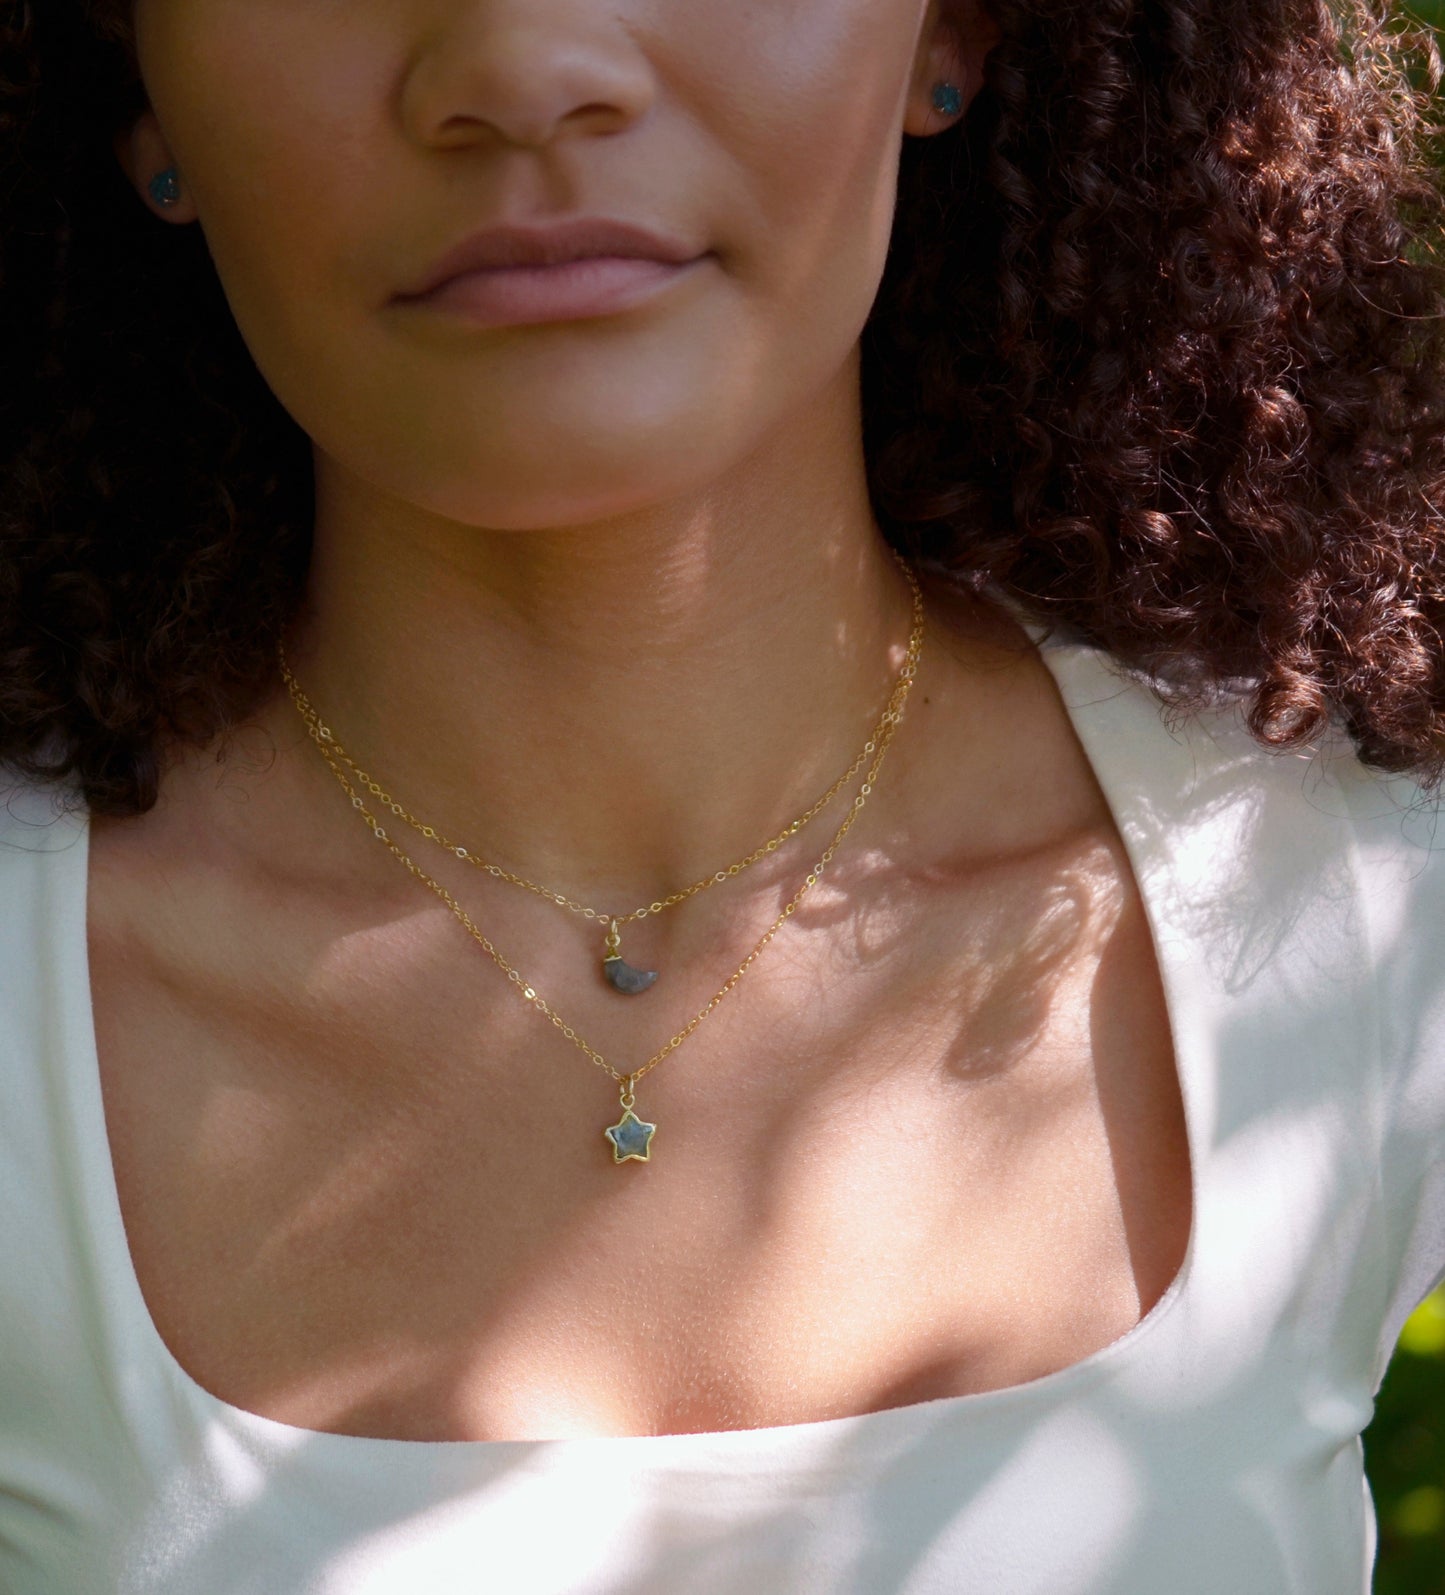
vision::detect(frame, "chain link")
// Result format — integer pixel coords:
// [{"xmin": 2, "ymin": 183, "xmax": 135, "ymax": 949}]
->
[
  {"xmin": 279, "ymin": 554, "xmax": 926, "ymax": 1097},
  {"xmin": 280, "ymin": 547, "xmax": 921, "ymax": 931}
]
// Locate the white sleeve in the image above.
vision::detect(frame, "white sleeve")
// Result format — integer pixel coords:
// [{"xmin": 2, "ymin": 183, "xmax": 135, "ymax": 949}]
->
[{"xmin": 1336, "ymin": 759, "xmax": 1445, "ymax": 1360}]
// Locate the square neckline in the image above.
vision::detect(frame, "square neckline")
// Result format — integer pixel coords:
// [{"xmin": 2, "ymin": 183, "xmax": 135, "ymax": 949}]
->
[{"xmin": 62, "ymin": 637, "xmax": 1207, "ymax": 1459}]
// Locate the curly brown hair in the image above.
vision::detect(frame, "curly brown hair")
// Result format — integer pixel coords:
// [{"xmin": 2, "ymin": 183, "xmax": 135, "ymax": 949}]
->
[{"xmin": 3, "ymin": 0, "xmax": 1444, "ymax": 817}]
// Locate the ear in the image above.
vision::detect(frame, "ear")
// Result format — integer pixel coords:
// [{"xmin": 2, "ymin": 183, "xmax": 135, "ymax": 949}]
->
[
  {"xmin": 112, "ymin": 107, "xmax": 199, "ymax": 224},
  {"xmin": 903, "ymin": 0, "xmax": 1001, "ymax": 138}
]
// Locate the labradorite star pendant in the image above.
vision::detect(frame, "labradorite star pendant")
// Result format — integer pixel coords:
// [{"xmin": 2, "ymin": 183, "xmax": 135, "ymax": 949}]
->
[{"xmin": 604, "ymin": 1083, "xmax": 657, "ymax": 1164}]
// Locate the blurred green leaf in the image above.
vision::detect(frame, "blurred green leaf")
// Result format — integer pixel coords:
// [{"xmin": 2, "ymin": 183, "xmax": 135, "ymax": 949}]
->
[{"xmin": 1401, "ymin": 1293, "xmax": 1445, "ymax": 1359}]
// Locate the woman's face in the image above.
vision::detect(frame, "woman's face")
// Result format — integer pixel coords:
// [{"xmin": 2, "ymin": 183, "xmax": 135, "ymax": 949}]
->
[{"xmin": 122, "ymin": 0, "xmax": 994, "ymax": 530}]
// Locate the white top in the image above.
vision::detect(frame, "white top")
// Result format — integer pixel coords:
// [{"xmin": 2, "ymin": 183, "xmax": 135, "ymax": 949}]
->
[{"xmin": 2, "ymin": 636, "xmax": 1443, "ymax": 1595}]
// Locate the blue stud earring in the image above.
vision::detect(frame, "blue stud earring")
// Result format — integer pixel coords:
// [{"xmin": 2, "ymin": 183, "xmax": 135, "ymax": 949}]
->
[
  {"xmin": 148, "ymin": 168, "xmax": 182, "ymax": 209},
  {"xmin": 931, "ymin": 82, "xmax": 964, "ymax": 118}
]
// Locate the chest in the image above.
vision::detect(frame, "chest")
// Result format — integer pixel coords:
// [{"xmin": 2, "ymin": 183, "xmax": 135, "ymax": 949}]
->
[{"xmin": 86, "ymin": 826, "xmax": 1191, "ymax": 1443}]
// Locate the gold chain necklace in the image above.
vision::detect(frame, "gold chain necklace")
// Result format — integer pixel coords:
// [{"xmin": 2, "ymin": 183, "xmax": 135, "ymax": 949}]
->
[
  {"xmin": 280, "ymin": 561, "xmax": 926, "ymax": 1165},
  {"xmin": 281, "ymin": 549, "xmax": 923, "ymax": 997}
]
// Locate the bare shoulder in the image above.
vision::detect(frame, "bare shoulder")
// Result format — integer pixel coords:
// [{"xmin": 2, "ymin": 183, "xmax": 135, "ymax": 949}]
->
[{"xmin": 895, "ymin": 571, "xmax": 1123, "ymax": 870}]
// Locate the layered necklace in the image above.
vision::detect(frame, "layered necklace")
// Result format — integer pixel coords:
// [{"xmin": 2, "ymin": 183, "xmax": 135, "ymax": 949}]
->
[{"xmin": 279, "ymin": 550, "xmax": 926, "ymax": 1164}]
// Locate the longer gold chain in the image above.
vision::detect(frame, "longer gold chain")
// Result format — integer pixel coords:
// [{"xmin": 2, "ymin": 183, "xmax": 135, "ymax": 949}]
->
[
  {"xmin": 282, "ymin": 546, "xmax": 921, "ymax": 933},
  {"xmin": 281, "ymin": 563, "xmax": 926, "ymax": 1107}
]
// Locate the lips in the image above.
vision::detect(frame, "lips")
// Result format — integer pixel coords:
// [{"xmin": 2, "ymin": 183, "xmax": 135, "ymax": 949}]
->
[
  {"xmin": 390, "ymin": 215, "xmax": 710, "ymax": 330},
  {"xmin": 396, "ymin": 217, "xmax": 704, "ymax": 302},
  {"xmin": 405, "ymin": 253, "xmax": 709, "ymax": 328}
]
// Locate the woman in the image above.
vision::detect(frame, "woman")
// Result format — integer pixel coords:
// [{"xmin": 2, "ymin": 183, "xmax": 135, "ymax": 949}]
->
[{"xmin": 1, "ymin": 0, "xmax": 1443, "ymax": 1589}]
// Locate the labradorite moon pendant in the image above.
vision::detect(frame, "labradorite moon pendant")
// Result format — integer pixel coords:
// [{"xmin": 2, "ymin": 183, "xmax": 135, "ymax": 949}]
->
[
  {"xmin": 604, "ymin": 1081, "xmax": 656, "ymax": 1164},
  {"xmin": 602, "ymin": 918, "xmax": 658, "ymax": 995}
]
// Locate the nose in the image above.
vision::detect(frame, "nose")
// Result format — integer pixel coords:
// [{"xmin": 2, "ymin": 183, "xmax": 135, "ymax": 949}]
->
[{"xmin": 398, "ymin": 1, "xmax": 657, "ymax": 153}]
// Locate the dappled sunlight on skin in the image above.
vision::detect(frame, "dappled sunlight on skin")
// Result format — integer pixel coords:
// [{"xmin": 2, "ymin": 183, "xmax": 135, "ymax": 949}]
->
[
  {"xmin": 553, "ymin": 823, "xmax": 1189, "ymax": 1432},
  {"xmin": 104, "ymin": 639, "xmax": 1199, "ymax": 1443},
  {"xmin": 84, "ymin": 590, "xmax": 1196, "ymax": 1451},
  {"xmin": 708, "ymin": 1101, "xmax": 1150, "ymax": 1423},
  {"xmin": 769, "ymin": 831, "xmax": 1110, "ymax": 1081},
  {"xmin": 1089, "ymin": 871, "xmax": 1196, "ymax": 1315},
  {"xmin": 103, "ymin": 799, "xmax": 1185, "ymax": 1443},
  {"xmin": 934, "ymin": 852, "xmax": 1115, "ymax": 1084}
]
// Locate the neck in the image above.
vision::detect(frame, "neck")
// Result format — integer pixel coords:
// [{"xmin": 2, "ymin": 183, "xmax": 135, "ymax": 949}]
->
[{"xmin": 276, "ymin": 406, "xmax": 922, "ymax": 906}]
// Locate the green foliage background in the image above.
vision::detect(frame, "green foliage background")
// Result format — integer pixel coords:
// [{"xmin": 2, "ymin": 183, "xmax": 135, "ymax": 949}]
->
[
  {"xmin": 1369, "ymin": 1291, "xmax": 1445, "ymax": 1591},
  {"xmin": 1360, "ymin": 16, "xmax": 1445, "ymax": 1589}
]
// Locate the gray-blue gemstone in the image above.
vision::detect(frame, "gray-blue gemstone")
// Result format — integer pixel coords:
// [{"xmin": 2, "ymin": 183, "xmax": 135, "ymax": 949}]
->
[
  {"xmin": 605, "ymin": 1109, "xmax": 657, "ymax": 1162},
  {"xmin": 603, "ymin": 955, "xmax": 659, "ymax": 995}
]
